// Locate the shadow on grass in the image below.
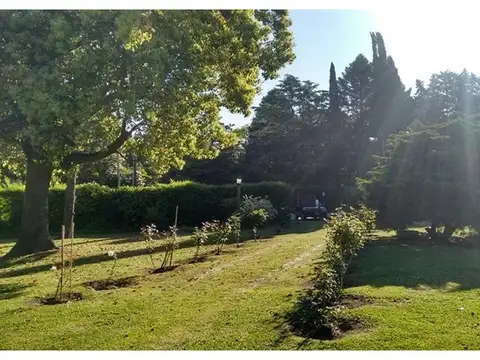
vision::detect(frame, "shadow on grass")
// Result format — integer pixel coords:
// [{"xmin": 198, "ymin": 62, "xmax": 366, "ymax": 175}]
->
[
  {"xmin": 267, "ymin": 309, "xmax": 315, "ymax": 349},
  {"xmin": 0, "ymin": 221, "xmax": 325, "ymax": 279},
  {"xmin": 0, "ymin": 283, "xmax": 29, "ymax": 301},
  {"xmin": 0, "ymin": 249, "xmax": 57, "ymax": 269},
  {"xmin": 344, "ymin": 232, "xmax": 480, "ymax": 291}
]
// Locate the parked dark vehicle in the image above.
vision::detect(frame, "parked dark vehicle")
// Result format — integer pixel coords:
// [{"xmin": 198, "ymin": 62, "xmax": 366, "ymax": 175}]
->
[{"xmin": 300, "ymin": 205, "xmax": 327, "ymax": 220}]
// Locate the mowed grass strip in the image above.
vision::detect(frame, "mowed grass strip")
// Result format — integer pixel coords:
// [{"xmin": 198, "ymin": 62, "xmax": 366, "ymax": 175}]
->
[{"xmin": 0, "ymin": 221, "xmax": 326, "ymax": 350}]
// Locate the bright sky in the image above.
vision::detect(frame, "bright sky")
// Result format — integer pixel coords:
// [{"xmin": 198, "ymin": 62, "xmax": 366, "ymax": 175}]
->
[{"xmin": 222, "ymin": 8, "xmax": 480, "ymax": 128}]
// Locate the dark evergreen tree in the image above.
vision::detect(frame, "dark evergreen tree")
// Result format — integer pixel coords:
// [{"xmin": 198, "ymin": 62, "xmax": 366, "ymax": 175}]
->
[{"xmin": 362, "ymin": 117, "xmax": 480, "ymax": 236}]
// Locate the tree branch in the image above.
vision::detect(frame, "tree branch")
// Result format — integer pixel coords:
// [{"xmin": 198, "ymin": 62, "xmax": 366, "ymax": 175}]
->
[
  {"xmin": 61, "ymin": 118, "xmax": 147, "ymax": 169},
  {"xmin": 0, "ymin": 112, "xmax": 26, "ymax": 140},
  {"xmin": 61, "ymin": 120, "xmax": 128, "ymax": 168}
]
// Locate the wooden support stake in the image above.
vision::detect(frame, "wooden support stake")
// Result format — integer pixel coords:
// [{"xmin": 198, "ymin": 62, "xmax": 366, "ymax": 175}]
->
[
  {"xmin": 60, "ymin": 225, "xmax": 65, "ymax": 301},
  {"xmin": 70, "ymin": 222, "xmax": 74, "ymax": 295}
]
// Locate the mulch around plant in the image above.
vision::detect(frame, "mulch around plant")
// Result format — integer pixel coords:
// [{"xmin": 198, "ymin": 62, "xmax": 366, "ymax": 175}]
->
[
  {"xmin": 339, "ymin": 294, "xmax": 375, "ymax": 309},
  {"xmin": 188, "ymin": 255, "xmax": 209, "ymax": 264},
  {"xmin": 84, "ymin": 276, "xmax": 139, "ymax": 291},
  {"xmin": 150, "ymin": 265, "xmax": 179, "ymax": 274},
  {"xmin": 336, "ymin": 316, "xmax": 367, "ymax": 337},
  {"xmin": 37, "ymin": 292, "xmax": 84, "ymax": 306}
]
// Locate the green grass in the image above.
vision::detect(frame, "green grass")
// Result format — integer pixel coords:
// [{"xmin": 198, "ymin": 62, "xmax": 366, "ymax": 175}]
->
[
  {"xmin": 0, "ymin": 222, "xmax": 327, "ymax": 350},
  {"xmin": 3, "ymin": 225, "xmax": 480, "ymax": 350},
  {"xmin": 310, "ymin": 230, "xmax": 480, "ymax": 350}
]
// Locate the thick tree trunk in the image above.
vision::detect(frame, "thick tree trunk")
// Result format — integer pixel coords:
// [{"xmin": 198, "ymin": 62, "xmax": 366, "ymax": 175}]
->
[
  {"xmin": 6, "ymin": 158, "xmax": 56, "ymax": 257},
  {"xmin": 62, "ymin": 169, "xmax": 77, "ymax": 239}
]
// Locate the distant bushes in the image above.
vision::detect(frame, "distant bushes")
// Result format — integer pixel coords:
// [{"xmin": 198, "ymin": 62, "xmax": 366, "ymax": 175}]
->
[
  {"xmin": 0, "ymin": 181, "xmax": 292, "ymax": 235},
  {"xmin": 288, "ymin": 205, "xmax": 376, "ymax": 339}
]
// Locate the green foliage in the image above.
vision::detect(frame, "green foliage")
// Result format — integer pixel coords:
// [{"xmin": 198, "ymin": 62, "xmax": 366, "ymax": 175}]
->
[
  {"xmin": 288, "ymin": 267, "xmax": 342, "ymax": 338},
  {"xmin": 140, "ymin": 224, "xmax": 162, "ymax": 269},
  {"xmin": 237, "ymin": 195, "xmax": 278, "ymax": 229},
  {"xmin": 244, "ymin": 74, "xmax": 329, "ymax": 185},
  {"xmin": 204, "ymin": 220, "xmax": 230, "ymax": 255},
  {"xmin": 288, "ymin": 205, "xmax": 376, "ymax": 339},
  {"xmin": 0, "ymin": 10, "xmax": 295, "ymax": 168},
  {"xmin": 415, "ymin": 70, "xmax": 480, "ymax": 125},
  {"xmin": 191, "ymin": 226, "xmax": 209, "ymax": 257},
  {"xmin": 140, "ymin": 223, "xmax": 178, "ymax": 270},
  {"xmin": 0, "ymin": 181, "xmax": 292, "ymax": 235},
  {"xmin": 228, "ymin": 214, "xmax": 242, "ymax": 247},
  {"xmin": 363, "ymin": 118, "xmax": 480, "ymax": 231},
  {"xmin": 324, "ymin": 206, "xmax": 374, "ymax": 285}
]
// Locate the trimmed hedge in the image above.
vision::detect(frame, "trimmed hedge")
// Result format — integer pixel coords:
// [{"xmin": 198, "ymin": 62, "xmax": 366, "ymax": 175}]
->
[{"xmin": 0, "ymin": 181, "xmax": 293, "ymax": 236}]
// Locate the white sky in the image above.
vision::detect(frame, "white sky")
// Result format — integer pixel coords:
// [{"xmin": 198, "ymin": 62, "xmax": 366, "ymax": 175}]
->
[{"xmin": 373, "ymin": 6, "xmax": 480, "ymax": 89}]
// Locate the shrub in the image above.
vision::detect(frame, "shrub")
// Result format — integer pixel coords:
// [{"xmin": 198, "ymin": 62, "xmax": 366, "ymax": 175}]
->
[
  {"xmin": 140, "ymin": 223, "xmax": 179, "ymax": 271},
  {"xmin": 0, "ymin": 181, "xmax": 292, "ymax": 236},
  {"xmin": 192, "ymin": 226, "xmax": 209, "ymax": 257},
  {"xmin": 236, "ymin": 195, "xmax": 278, "ymax": 229},
  {"xmin": 227, "ymin": 214, "xmax": 242, "ymax": 247},
  {"xmin": 203, "ymin": 220, "xmax": 230, "ymax": 255},
  {"xmin": 288, "ymin": 267, "xmax": 343, "ymax": 338},
  {"xmin": 324, "ymin": 206, "xmax": 374, "ymax": 287},
  {"xmin": 140, "ymin": 224, "xmax": 162, "ymax": 270},
  {"xmin": 288, "ymin": 204, "xmax": 376, "ymax": 339}
]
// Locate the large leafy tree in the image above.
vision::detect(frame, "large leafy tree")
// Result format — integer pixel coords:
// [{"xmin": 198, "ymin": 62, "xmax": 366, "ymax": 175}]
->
[
  {"xmin": 414, "ymin": 70, "xmax": 480, "ymax": 125},
  {"xmin": 244, "ymin": 74, "xmax": 328, "ymax": 184},
  {"xmin": 338, "ymin": 54, "xmax": 372, "ymax": 125},
  {"xmin": 0, "ymin": 10, "xmax": 295, "ymax": 256},
  {"xmin": 337, "ymin": 54, "xmax": 373, "ymax": 179},
  {"xmin": 164, "ymin": 125, "xmax": 247, "ymax": 185},
  {"xmin": 362, "ymin": 118, "xmax": 480, "ymax": 237}
]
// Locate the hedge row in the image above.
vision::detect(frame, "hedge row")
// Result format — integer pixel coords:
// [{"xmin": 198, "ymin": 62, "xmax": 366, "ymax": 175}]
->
[{"xmin": 0, "ymin": 181, "xmax": 293, "ymax": 235}]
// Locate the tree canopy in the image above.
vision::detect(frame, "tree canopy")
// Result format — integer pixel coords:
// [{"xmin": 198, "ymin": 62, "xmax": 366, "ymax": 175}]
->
[
  {"xmin": 0, "ymin": 10, "xmax": 295, "ymax": 256},
  {"xmin": 362, "ymin": 118, "xmax": 480, "ymax": 234}
]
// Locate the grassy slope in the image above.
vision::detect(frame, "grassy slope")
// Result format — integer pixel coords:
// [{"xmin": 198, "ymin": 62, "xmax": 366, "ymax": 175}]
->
[{"xmin": 0, "ymin": 222, "xmax": 326, "ymax": 350}]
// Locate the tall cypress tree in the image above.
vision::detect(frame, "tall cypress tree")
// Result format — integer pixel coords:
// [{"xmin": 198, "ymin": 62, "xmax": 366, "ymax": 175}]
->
[
  {"xmin": 368, "ymin": 32, "xmax": 412, "ymax": 140},
  {"xmin": 329, "ymin": 62, "xmax": 340, "ymax": 113}
]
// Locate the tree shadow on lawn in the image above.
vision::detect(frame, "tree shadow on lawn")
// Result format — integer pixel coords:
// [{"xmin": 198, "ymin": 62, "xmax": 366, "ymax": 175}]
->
[
  {"xmin": 0, "ymin": 249, "xmax": 57, "ymax": 269},
  {"xmin": 0, "ymin": 221, "xmax": 325, "ymax": 279},
  {"xmin": 0, "ymin": 235, "xmax": 260, "ymax": 278},
  {"xmin": 344, "ymin": 233, "xmax": 480, "ymax": 291},
  {"xmin": 0, "ymin": 282, "xmax": 30, "ymax": 301}
]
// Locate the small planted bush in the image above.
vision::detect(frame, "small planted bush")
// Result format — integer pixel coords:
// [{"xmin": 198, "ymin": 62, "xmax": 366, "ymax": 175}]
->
[
  {"xmin": 192, "ymin": 225, "xmax": 209, "ymax": 258},
  {"xmin": 140, "ymin": 224, "xmax": 162, "ymax": 269},
  {"xmin": 107, "ymin": 250, "xmax": 118, "ymax": 280},
  {"xmin": 288, "ymin": 267, "xmax": 343, "ymax": 338},
  {"xmin": 228, "ymin": 214, "xmax": 242, "ymax": 247},
  {"xmin": 140, "ymin": 223, "xmax": 179, "ymax": 272},
  {"xmin": 204, "ymin": 220, "xmax": 230, "ymax": 255}
]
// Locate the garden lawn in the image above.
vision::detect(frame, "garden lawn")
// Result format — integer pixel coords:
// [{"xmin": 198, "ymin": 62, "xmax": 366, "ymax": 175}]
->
[
  {"xmin": 0, "ymin": 222, "xmax": 327, "ymax": 350},
  {"xmin": 4, "ymin": 226, "xmax": 480, "ymax": 350},
  {"xmin": 307, "ymin": 231, "xmax": 480, "ymax": 350}
]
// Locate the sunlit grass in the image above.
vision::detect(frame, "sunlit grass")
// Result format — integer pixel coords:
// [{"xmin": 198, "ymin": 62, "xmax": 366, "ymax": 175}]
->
[
  {"xmin": 296, "ymin": 230, "xmax": 480, "ymax": 350},
  {"xmin": 3, "ymin": 225, "xmax": 480, "ymax": 349},
  {"xmin": 0, "ymin": 222, "xmax": 327, "ymax": 350}
]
